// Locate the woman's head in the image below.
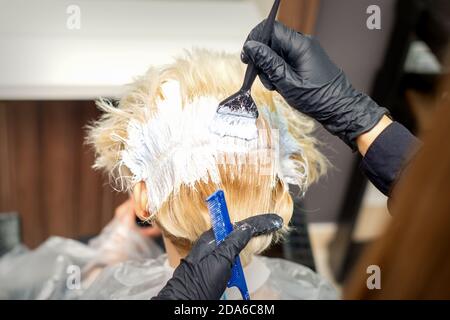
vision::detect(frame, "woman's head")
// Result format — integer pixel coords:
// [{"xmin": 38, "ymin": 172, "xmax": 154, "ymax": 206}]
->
[{"xmin": 88, "ymin": 49, "xmax": 327, "ymax": 264}]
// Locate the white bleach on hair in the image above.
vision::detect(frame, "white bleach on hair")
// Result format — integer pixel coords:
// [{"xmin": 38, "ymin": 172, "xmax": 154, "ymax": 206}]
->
[{"xmin": 121, "ymin": 81, "xmax": 309, "ymax": 217}]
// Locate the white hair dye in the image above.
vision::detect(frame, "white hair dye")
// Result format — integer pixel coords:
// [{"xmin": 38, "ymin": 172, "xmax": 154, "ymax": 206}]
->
[{"xmin": 121, "ymin": 81, "xmax": 309, "ymax": 217}]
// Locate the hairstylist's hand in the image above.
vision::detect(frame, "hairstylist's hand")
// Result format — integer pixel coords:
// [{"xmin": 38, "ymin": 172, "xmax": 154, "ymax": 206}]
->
[
  {"xmin": 153, "ymin": 214, "xmax": 283, "ymax": 300},
  {"xmin": 241, "ymin": 21, "xmax": 390, "ymax": 150}
]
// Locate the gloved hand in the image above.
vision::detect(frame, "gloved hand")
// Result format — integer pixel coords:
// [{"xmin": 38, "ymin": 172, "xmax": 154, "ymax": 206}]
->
[
  {"xmin": 241, "ymin": 21, "xmax": 389, "ymax": 150},
  {"xmin": 153, "ymin": 214, "xmax": 283, "ymax": 300}
]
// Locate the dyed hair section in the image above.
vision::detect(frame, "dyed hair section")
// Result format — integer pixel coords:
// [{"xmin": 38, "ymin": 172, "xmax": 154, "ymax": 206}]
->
[{"xmin": 87, "ymin": 49, "xmax": 328, "ymax": 264}]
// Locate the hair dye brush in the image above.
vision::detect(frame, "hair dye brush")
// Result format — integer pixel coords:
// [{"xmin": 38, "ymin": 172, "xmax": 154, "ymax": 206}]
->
[
  {"xmin": 206, "ymin": 190, "xmax": 250, "ymax": 300},
  {"xmin": 210, "ymin": 0, "xmax": 281, "ymax": 141}
]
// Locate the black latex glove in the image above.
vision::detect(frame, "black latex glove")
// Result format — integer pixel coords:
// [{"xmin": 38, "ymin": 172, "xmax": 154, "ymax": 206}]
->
[
  {"xmin": 241, "ymin": 21, "xmax": 389, "ymax": 150},
  {"xmin": 153, "ymin": 214, "xmax": 283, "ymax": 300}
]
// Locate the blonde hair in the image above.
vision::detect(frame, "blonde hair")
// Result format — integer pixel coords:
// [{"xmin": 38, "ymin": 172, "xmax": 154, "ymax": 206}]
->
[{"xmin": 87, "ymin": 49, "xmax": 328, "ymax": 264}]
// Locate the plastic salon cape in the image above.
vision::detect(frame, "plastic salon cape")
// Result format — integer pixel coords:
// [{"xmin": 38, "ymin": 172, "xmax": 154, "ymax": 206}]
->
[{"xmin": 0, "ymin": 219, "xmax": 338, "ymax": 300}]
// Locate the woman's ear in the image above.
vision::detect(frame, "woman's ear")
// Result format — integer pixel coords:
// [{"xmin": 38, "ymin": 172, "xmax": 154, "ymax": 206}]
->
[{"xmin": 133, "ymin": 181, "xmax": 149, "ymax": 219}]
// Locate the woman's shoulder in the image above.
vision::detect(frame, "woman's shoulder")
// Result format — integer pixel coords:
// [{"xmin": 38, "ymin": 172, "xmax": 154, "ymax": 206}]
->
[
  {"xmin": 81, "ymin": 254, "xmax": 173, "ymax": 299},
  {"xmin": 255, "ymin": 255, "xmax": 339, "ymax": 300}
]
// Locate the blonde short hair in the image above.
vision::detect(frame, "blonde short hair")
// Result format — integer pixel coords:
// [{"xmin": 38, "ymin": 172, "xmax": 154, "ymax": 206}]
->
[{"xmin": 87, "ymin": 49, "xmax": 328, "ymax": 264}]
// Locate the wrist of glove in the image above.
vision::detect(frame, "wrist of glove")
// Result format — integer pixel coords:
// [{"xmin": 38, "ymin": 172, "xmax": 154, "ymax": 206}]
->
[
  {"xmin": 298, "ymin": 70, "xmax": 389, "ymax": 150},
  {"xmin": 241, "ymin": 20, "xmax": 389, "ymax": 150},
  {"xmin": 153, "ymin": 214, "xmax": 283, "ymax": 300}
]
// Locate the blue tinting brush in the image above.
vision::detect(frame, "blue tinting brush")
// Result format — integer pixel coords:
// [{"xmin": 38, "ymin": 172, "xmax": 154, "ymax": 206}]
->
[{"xmin": 206, "ymin": 190, "xmax": 250, "ymax": 300}]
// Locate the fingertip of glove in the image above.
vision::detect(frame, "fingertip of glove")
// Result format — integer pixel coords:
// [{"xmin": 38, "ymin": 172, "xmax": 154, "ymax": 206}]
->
[
  {"xmin": 243, "ymin": 40, "xmax": 262, "ymax": 53},
  {"xmin": 235, "ymin": 214, "xmax": 284, "ymax": 237},
  {"xmin": 240, "ymin": 50, "xmax": 249, "ymax": 64},
  {"xmin": 241, "ymin": 41, "xmax": 259, "ymax": 65},
  {"xmin": 263, "ymin": 214, "xmax": 284, "ymax": 232}
]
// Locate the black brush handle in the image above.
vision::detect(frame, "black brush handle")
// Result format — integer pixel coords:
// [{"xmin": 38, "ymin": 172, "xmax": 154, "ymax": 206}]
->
[{"xmin": 241, "ymin": 0, "xmax": 281, "ymax": 91}]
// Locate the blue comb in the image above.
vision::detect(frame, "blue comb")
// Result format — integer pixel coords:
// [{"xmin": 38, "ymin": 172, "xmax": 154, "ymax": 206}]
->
[{"xmin": 206, "ymin": 190, "xmax": 250, "ymax": 300}]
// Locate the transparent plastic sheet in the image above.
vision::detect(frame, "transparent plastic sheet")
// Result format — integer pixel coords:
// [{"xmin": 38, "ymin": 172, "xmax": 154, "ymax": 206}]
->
[
  {"xmin": 0, "ymin": 221, "xmax": 338, "ymax": 300},
  {"xmin": 82, "ymin": 255, "xmax": 338, "ymax": 300},
  {"xmin": 252, "ymin": 256, "xmax": 338, "ymax": 300},
  {"xmin": 0, "ymin": 218, "xmax": 162, "ymax": 299}
]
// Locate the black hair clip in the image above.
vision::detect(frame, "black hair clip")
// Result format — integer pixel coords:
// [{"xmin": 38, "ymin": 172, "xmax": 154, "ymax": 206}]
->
[{"xmin": 135, "ymin": 215, "xmax": 153, "ymax": 228}]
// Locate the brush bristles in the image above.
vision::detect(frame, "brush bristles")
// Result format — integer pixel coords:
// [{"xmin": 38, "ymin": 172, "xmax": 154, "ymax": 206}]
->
[
  {"xmin": 211, "ymin": 90, "xmax": 259, "ymax": 141},
  {"xmin": 210, "ymin": 113, "xmax": 258, "ymax": 141},
  {"xmin": 218, "ymin": 90, "xmax": 259, "ymax": 119}
]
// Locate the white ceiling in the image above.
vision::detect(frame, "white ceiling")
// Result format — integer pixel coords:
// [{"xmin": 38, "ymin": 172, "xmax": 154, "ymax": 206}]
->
[{"xmin": 0, "ymin": 0, "xmax": 267, "ymax": 99}]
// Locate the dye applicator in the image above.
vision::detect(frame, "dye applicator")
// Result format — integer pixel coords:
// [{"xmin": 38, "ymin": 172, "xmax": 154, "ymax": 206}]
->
[
  {"xmin": 209, "ymin": 0, "xmax": 281, "ymax": 142},
  {"xmin": 206, "ymin": 190, "xmax": 250, "ymax": 300}
]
